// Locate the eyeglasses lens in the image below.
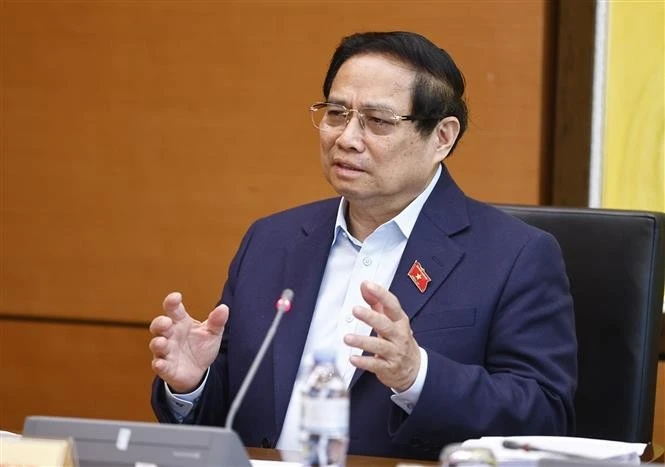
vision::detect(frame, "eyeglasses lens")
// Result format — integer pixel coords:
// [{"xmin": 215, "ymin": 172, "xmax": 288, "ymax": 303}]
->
[{"xmin": 311, "ymin": 105, "xmax": 398, "ymax": 136}]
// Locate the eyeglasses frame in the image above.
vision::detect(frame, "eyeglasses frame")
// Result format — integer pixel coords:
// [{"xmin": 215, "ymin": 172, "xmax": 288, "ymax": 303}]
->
[{"xmin": 308, "ymin": 102, "xmax": 440, "ymax": 134}]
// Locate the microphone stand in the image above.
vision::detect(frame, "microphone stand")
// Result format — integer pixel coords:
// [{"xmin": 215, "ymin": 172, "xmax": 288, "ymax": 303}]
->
[{"xmin": 224, "ymin": 289, "xmax": 294, "ymax": 430}]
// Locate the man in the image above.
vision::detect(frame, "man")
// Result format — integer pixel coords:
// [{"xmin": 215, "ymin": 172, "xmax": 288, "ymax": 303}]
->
[{"xmin": 149, "ymin": 31, "xmax": 577, "ymax": 461}]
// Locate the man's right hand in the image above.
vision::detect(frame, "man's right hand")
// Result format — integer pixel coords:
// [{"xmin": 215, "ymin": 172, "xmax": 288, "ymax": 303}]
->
[{"xmin": 149, "ymin": 292, "xmax": 229, "ymax": 394}]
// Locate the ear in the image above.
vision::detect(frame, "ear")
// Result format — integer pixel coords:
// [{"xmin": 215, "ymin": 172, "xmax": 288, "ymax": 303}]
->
[{"xmin": 432, "ymin": 116, "xmax": 460, "ymax": 162}]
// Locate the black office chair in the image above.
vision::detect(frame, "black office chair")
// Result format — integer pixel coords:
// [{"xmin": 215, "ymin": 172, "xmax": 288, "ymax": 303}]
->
[{"xmin": 497, "ymin": 205, "xmax": 664, "ymax": 443}]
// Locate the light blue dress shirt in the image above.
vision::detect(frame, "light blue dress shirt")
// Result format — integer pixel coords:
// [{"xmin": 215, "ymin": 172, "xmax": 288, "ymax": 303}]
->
[{"xmin": 165, "ymin": 165, "xmax": 442, "ymax": 451}]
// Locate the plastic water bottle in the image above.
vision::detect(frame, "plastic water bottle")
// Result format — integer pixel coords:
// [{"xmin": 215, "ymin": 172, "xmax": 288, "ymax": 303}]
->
[{"xmin": 299, "ymin": 349, "xmax": 349, "ymax": 466}]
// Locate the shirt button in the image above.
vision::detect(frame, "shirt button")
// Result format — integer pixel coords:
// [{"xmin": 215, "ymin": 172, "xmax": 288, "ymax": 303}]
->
[
  {"xmin": 362, "ymin": 256, "xmax": 372, "ymax": 266},
  {"xmin": 345, "ymin": 314, "xmax": 354, "ymax": 323}
]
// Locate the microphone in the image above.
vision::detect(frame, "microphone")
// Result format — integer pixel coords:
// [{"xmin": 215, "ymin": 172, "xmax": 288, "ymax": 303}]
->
[
  {"xmin": 224, "ymin": 289, "xmax": 294, "ymax": 430},
  {"xmin": 502, "ymin": 439, "xmax": 597, "ymax": 461}
]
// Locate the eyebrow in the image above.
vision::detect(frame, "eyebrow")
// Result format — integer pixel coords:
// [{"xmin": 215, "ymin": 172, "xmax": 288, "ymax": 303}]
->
[{"xmin": 326, "ymin": 98, "xmax": 400, "ymax": 113}]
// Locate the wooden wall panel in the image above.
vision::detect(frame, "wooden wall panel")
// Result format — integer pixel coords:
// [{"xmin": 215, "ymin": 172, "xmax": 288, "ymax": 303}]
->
[
  {"xmin": 551, "ymin": 0, "xmax": 596, "ymax": 207},
  {"xmin": 0, "ymin": 319, "xmax": 155, "ymax": 433},
  {"xmin": 0, "ymin": 0, "xmax": 557, "ymax": 438},
  {"xmin": 1, "ymin": 0, "xmax": 553, "ymax": 324}
]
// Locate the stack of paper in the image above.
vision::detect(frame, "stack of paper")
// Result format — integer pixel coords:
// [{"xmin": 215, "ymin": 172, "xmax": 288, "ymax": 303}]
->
[{"xmin": 461, "ymin": 436, "xmax": 647, "ymax": 465}]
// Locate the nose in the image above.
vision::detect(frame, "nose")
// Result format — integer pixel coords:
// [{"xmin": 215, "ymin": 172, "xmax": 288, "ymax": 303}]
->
[{"xmin": 335, "ymin": 113, "xmax": 366, "ymax": 151}]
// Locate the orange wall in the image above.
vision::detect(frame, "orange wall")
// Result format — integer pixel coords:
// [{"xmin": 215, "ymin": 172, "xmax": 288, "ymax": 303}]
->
[{"xmin": 1, "ymin": 1, "xmax": 555, "ymax": 433}]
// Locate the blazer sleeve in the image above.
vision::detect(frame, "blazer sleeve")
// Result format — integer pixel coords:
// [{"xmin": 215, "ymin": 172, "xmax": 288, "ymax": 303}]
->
[
  {"xmin": 150, "ymin": 222, "xmax": 258, "ymax": 426},
  {"xmin": 388, "ymin": 230, "xmax": 577, "ymax": 453}
]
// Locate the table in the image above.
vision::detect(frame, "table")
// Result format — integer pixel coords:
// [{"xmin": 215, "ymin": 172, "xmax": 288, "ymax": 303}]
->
[
  {"xmin": 247, "ymin": 447, "xmax": 438, "ymax": 466},
  {"xmin": 248, "ymin": 442, "xmax": 664, "ymax": 465}
]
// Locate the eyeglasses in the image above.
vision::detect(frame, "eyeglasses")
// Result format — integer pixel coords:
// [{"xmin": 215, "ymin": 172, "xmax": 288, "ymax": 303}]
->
[{"xmin": 309, "ymin": 102, "xmax": 431, "ymax": 136}]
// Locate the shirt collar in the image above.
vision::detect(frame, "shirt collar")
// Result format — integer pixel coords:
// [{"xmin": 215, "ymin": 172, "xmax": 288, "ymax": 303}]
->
[{"xmin": 331, "ymin": 164, "xmax": 442, "ymax": 245}]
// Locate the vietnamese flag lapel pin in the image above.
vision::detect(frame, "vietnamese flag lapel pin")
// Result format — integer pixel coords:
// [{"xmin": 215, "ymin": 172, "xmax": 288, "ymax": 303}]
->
[{"xmin": 407, "ymin": 260, "xmax": 431, "ymax": 293}]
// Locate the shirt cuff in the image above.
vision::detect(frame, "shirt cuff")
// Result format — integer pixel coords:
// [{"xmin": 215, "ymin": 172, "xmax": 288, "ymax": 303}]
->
[
  {"xmin": 164, "ymin": 368, "xmax": 209, "ymax": 422},
  {"xmin": 390, "ymin": 347, "xmax": 428, "ymax": 414}
]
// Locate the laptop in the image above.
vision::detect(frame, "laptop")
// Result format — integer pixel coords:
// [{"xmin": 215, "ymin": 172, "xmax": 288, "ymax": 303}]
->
[{"xmin": 23, "ymin": 416, "xmax": 252, "ymax": 467}]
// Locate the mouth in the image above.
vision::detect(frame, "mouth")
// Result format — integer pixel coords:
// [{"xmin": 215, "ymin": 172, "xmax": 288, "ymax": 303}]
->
[{"xmin": 332, "ymin": 159, "xmax": 365, "ymax": 172}]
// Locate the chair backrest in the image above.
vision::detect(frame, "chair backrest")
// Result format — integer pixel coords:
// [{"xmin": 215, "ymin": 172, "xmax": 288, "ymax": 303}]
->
[{"xmin": 497, "ymin": 205, "xmax": 664, "ymax": 443}]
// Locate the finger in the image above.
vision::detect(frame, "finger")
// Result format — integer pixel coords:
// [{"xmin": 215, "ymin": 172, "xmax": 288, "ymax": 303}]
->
[
  {"xmin": 162, "ymin": 292, "xmax": 189, "ymax": 323},
  {"xmin": 151, "ymin": 357, "xmax": 170, "ymax": 377},
  {"xmin": 360, "ymin": 281, "xmax": 405, "ymax": 322},
  {"xmin": 149, "ymin": 315, "xmax": 174, "ymax": 337},
  {"xmin": 349, "ymin": 348, "xmax": 420, "ymax": 392},
  {"xmin": 203, "ymin": 304, "xmax": 229, "ymax": 335},
  {"xmin": 151, "ymin": 358, "xmax": 182, "ymax": 384},
  {"xmin": 148, "ymin": 336, "xmax": 169, "ymax": 358},
  {"xmin": 344, "ymin": 333, "xmax": 390, "ymax": 357},
  {"xmin": 349, "ymin": 353, "xmax": 387, "ymax": 374},
  {"xmin": 351, "ymin": 305, "xmax": 396, "ymax": 338}
]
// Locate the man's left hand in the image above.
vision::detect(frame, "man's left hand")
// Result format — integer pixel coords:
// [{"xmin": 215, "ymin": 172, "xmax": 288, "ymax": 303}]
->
[{"xmin": 343, "ymin": 280, "xmax": 420, "ymax": 392}]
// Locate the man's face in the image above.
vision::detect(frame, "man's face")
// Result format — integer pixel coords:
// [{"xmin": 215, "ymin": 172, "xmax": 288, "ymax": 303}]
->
[{"xmin": 319, "ymin": 53, "xmax": 446, "ymax": 219}]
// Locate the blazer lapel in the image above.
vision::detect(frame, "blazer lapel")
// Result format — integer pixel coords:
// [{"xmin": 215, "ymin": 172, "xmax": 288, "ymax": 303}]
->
[
  {"xmin": 391, "ymin": 224, "xmax": 465, "ymax": 321},
  {"xmin": 272, "ymin": 202, "xmax": 338, "ymax": 430}
]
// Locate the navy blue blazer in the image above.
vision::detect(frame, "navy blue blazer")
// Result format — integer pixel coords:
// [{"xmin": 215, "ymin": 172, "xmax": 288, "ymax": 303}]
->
[{"xmin": 152, "ymin": 165, "xmax": 577, "ymax": 460}]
